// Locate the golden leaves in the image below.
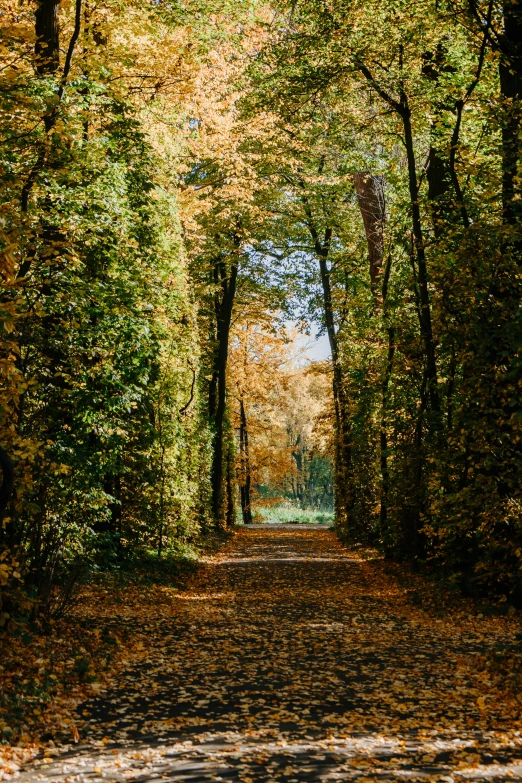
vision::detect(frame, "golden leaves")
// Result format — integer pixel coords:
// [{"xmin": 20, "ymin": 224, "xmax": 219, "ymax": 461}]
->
[
  {"xmin": 229, "ymin": 320, "xmax": 333, "ymax": 500},
  {"xmin": 3, "ymin": 526, "xmax": 522, "ymax": 781}
]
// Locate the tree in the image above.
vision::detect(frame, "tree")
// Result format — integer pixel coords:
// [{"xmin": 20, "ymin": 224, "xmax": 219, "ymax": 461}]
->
[
  {"xmin": 229, "ymin": 319, "xmax": 333, "ymax": 516},
  {"xmin": 245, "ymin": 0, "xmax": 522, "ymax": 591}
]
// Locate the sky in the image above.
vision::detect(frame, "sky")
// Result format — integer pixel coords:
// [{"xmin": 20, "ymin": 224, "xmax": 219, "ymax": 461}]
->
[
  {"xmin": 304, "ymin": 331, "xmax": 331, "ymax": 362},
  {"xmin": 287, "ymin": 322, "xmax": 332, "ymax": 363}
]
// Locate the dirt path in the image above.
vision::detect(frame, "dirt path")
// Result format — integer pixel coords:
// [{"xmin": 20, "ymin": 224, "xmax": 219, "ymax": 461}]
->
[{"xmin": 17, "ymin": 525, "xmax": 522, "ymax": 781}]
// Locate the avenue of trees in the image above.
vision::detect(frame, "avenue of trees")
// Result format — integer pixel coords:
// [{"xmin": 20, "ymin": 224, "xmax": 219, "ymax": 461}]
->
[{"xmin": 0, "ymin": 0, "xmax": 521, "ymax": 622}]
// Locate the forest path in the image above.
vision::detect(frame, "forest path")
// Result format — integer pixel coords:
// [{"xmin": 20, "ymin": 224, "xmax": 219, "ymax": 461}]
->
[{"xmin": 20, "ymin": 525, "xmax": 522, "ymax": 781}]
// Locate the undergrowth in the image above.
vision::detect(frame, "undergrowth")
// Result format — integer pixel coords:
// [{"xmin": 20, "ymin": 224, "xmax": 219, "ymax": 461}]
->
[{"xmin": 0, "ymin": 528, "xmax": 235, "ymax": 747}]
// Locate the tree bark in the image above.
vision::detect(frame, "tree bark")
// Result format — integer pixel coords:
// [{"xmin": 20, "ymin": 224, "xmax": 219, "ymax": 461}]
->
[
  {"xmin": 239, "ymin": 398, "xmax": 253, "ymax": 524},
  {"xmin": 356, "ymin": 65, "xmax": 441, "ymax": 418},
  {"xmin": 209, "ymin": 258, "xmax": 238, "ymax": 525},
  {"xmin": 20, "ymin": 0, "xmax": 82, "ymax": 234},
  {"xmin": 411, "ymin": 375, "xmax": 428, "ymax": 559},
  {"xmin": 225, "ymin": 442, "xmax": 235, "ymax": 527},
  {"xmin": 307, "ymin": 223, "xmax": 352, "ymax": 523},
  {"xmin": 427, "ymin": 146, "xmax": 451, "ymax": 236},
  {"xmin": 353, "ymin": 172, "xmax": 386, "ymax": 300},
  {"xmin": 320, "ymin": 256, "xmax": 352, "ymax": 521},
  {"xmin": 35, "ymin": 0, "xmax": 61, "ymax": 76},
  {"xmin": 291, "ymin": 434, "xmax": 305, "ymax": 508},
  {"xmin": 422, "ymin": 41, "xmax": 454, "ymax": 235},
  {"xmin": 19, "ymin": 0, "xmax": 62, "ymax": 216},
  {"xmin": 379, "ymin": 326, "xmax": 395, "ymax": 535},
  {"xmin": 499, "ymin": 0, "xmax": 522, "ymax": 229},
  {"xmin": 0, "ymin": 446, "xmax": 14, "ymax": 528},
  {"xmin": 402, "ymin": 107, "xmax": 441, "ymax": 417}
]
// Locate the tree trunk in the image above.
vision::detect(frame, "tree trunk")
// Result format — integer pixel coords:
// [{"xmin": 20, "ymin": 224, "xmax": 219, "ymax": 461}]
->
[
  {"xmin": 427, "ymin": 147, "xmax": 450, "ymax": 236},
  {"xmin": 316, "ymin": 247, "xmax": 352, "ymax": 521},
  {"xmin": 411, "ymin": 376, "xmax": 428, "ymax": 559},
  {"xmin": 35, "ymin": 0, "xmax": 61, "ymax": 76},
  {"xmin": 380, "ymin": 326, "xmax": 395, "ymax": 536},
  {"xmin": 402, "ymin": 107, "xmax": 441, "ymax": 417},
  {"xmin": 0, "ymin": 446, "xmax": 14, "ymax": 529},
  {"xmin": 239, "ymin": 398, "xmax": 253, "ymax": 524},
  {"xmin": 310, "ymin": 226, "xmax": 352, "ymax": 525},
  {"xmin": 225, "ymin": 441, "xmax": 235, "ymax": 527},
  {"xmin": 20, "ymin": 0, "xmax": 62, "ymax": 215},
  {"xmin": 353, "ymin": 172, "xmax": 386, "ymax": 300},
  {"xmin": 210, "ymin": 259, "xmax": 238, "ymax": 525},
  {"xmin": 356, "ymin": 67, "xmax": 441, "ymax": 420},
  {"xmin": 354, "ymin": 174, "xmax": 393, "ymax": 535},
  {"xmin": 292, "ymin": 435, "xmax": 305, "ymax": 508},
  {"xmin": 299, "ymin": 192, "xmax": 352, "ymax": 526},
  {"xmin": 499, "ymin": 0, "xmax": 522, "ymax": 229},
  {"xmin": 422, "ymin": 41, "xmax": 454, "ymax": 236}
]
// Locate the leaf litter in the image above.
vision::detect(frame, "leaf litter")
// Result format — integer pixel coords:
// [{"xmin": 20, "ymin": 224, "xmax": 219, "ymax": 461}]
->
[{"xmin": 2, "ymin": 525, "xmax": 522, "ymax": 781}]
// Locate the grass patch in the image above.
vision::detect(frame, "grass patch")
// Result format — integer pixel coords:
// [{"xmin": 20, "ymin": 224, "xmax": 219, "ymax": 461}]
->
[{"xmin": 253, "ymin": 505, "xmax": 334, "ymax": 525}]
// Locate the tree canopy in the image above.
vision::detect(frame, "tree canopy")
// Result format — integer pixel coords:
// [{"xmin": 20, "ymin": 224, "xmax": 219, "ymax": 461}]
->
[{"xmin": 0, "ymin": 0, "xmax": 521, "ymax": 633}]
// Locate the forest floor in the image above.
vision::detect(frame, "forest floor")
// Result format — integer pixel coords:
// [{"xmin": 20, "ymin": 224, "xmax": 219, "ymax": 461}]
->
[{"xmin": 2, "ymin": 525, "xmax": 522, "ymax": 781}]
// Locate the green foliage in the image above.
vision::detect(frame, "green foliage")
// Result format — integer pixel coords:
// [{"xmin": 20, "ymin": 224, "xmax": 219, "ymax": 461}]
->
[
  {"xmin": 246, "ymin": 0, "xmax": 522, "ymax": 599},
  {"xmin": 0, "ymin": 0, "xmax": 214, "ymax": 622},
  {"xmin": 1, "ymin": 0, "xmax": 521, "ymax": 620}
]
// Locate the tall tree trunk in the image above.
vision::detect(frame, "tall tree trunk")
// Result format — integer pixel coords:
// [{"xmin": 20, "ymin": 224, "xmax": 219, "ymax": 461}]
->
[
  {"xmin": 209, "ymin": 258, "xmax": 238, "ymax": 525},
  {"xmin": 499, "ymin": 0, "xmax": 522, "ymax": 230},
  {"xmin": 422, "ymin": 41, "xmax": 453, "ymax": 236},
  {"xmin": 20, "ymin": 0, "xmax": 81, "ymax": 242},
  {"xmin": 298, "ymin": 191, "xmax": 352, "ymax": 526},
  {"xmin": 225, "ymin": 439, "xmax": 235, "ymax": 527},
  {"xmin": 299, "ymin": 188, "xmax": 353, "ymax": 526},
  {"xmin": 239, "ymin": 398, "xmax": 253, "ymax": 524},
  {"xmin": 20, "ymin": 0, "xmax": 62, "ymax": 218},
  {"xmin": 313, "ymin": 236, "xmax": 352, "ymax": 524},
  {"xmin": 356, "ymin": 67, "xmax": 441, "ymax": 418},
  {"xmin": 354, "ymin": 173, "xmax": 393, "ymax": 535},
  {"xmin": 402, "ymin": 107, "xmax": 441, "ymax": 418},
  {"xmin": 0, "ymin": 446, "xmax": 14, "ymax": 530},
  {"xmin": 292, "ymin": 434, "xmax": 305, "ymax": 508},
  {"xmin": 411, "ymin": 389, "xmax": 427, "ymax": 559},
  {"xmin": 380, "ymin": 325, "xmax": 395, "ymax": 537},
  {"xmin": 2, "ymin": 1, "xmax": 61, "ymax": 555}
]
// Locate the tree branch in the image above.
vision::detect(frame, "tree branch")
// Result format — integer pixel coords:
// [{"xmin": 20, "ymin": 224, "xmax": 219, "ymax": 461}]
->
[
  {"xmin": 58, "ymin": 0, "xmax": 83, "ymax": 100},
  {"xmin": 356, "ymin": 61, "xmax": 405, "ymax": 115},
  {"xmin": 179, "ymin": 369, "xmax": 196, "ymax": 416}
]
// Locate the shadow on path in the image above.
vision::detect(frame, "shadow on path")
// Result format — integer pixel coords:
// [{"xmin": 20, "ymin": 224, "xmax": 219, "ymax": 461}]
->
[{"xmin": 19, "ymin": 526, "xmax": 522, "ymax": 781}]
